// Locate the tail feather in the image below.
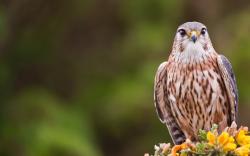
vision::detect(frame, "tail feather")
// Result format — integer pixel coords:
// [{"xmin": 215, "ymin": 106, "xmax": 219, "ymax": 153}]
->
[{"xmin": 165, "ymin": 117, "xmax": 186, "ymax": 145}]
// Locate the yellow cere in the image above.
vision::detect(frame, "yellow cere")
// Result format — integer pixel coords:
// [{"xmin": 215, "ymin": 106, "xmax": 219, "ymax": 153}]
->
[{"xmin": 188, "ymin": 30, "xmax": 200, "ymax": 37}]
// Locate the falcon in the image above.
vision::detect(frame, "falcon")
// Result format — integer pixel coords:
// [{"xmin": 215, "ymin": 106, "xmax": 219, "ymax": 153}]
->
[{"xmin": 154, "ymin": 22, "xmax": 238, "ymax": 145}]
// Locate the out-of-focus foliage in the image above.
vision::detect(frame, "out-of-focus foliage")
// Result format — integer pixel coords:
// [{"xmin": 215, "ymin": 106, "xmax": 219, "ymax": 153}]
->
[{"xmin": 0, "ymin": 0, "xmax": 250, "ymax": 156}]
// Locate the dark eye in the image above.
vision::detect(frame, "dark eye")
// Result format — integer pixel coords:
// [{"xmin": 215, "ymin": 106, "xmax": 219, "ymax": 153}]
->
[
  {"xmin": 201, "ymin": 28, "xmax": 206, "ymax": 35},
  {"xmin": 178, "ymin": 29, "xmax": 186, "ymax": 37}
]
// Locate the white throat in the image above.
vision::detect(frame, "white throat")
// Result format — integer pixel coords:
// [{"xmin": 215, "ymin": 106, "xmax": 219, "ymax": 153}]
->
[{"xmin": 177, "ymin": 42, "xmax": 208, "ymax": 64}]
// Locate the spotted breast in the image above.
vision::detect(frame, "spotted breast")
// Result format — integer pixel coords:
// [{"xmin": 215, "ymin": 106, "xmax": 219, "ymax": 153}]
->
[{"xmin": 166, "ymin": 54, "xmax": 230, "ymax": 141}]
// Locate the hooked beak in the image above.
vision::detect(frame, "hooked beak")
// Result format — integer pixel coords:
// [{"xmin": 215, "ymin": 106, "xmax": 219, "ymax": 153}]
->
[{"xmin": 189, "ymin": 31, "xmax": 199, "ymax": 43}]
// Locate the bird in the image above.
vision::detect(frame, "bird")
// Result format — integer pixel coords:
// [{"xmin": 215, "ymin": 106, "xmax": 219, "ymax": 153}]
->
[{"xmin": 154, "ymin": 21, "xmax": 238, "ymax": 145}]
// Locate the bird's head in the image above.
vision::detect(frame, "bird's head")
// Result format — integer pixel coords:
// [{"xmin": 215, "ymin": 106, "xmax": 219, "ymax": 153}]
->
[{"xmin": 172, "ymin": 22, "xmax": 215, "ymax": 60}]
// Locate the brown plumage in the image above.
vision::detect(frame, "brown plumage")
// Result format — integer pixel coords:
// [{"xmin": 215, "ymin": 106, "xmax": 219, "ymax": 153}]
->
[{"xmin": 154, "ymin": 22, "xmax": 238, "ymax": 144}]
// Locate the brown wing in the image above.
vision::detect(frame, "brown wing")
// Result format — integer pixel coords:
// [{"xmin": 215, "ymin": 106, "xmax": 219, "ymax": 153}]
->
[
  {"xmin": 217, "ymin": 55, "xmax": 238, "ymax": 124},
  {"xmin": 154, "ymin": 62, "xmax": 185, "ymax": 144}
]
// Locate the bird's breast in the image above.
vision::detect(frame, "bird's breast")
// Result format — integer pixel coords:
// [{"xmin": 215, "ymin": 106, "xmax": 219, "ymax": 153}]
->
[{"xmin": 166, "ymin": 58, "xmax": 229, "ymax": 140}]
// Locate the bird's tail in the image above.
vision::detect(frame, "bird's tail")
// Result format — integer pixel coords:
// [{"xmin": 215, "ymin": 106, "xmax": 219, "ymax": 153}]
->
[{"xmin": 165, "ymin": 118, "xmax": 186, "ymax": 145}]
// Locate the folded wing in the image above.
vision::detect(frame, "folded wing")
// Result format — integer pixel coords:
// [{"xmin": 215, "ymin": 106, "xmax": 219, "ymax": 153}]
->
[
  {"xmin": 154, "ymin": 62, "xmax": 185, "ymax": 144},
  {"xmin": 217, "ymin": 55, "xmax": 239, "ymax": 123}
]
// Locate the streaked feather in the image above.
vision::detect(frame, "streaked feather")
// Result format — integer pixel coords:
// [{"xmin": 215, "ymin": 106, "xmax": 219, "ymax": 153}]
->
[
  {"xmin": 154, "ymin": 62, "xmax": 186, "ymax": 144},
  {"xmin": 217, "ymin": 55, "xmax": 238, "ymax": 123}
]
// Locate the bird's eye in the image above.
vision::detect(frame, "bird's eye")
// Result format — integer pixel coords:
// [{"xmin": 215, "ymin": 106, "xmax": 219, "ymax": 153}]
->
[
  {"xmin": 178, "ymin": 29, "xmax": 186, "ymax": 37},
  {"xmin": 201, "ymin": 28, "xmax": 206, "ymax": 35}
]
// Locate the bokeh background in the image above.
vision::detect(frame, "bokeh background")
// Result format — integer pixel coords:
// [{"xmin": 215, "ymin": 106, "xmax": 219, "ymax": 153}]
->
[{"xmin": 1, "ymin": 0, "xmax": 250, "ymax": 156}]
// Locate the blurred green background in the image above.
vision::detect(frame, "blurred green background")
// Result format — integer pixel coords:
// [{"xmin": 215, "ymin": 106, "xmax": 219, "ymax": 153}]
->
[{"xmin": 1, "ymin": 0, "xmax": 250, "ymax": 156}]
